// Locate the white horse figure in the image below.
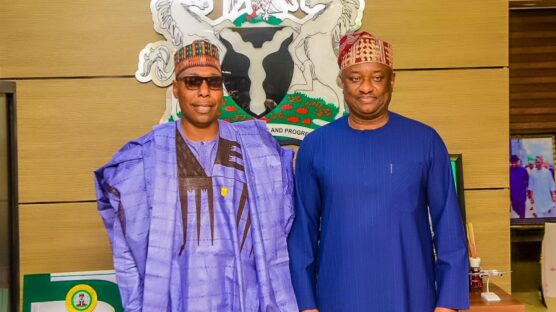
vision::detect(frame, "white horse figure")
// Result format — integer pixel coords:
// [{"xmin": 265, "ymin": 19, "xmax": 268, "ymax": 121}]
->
[
  {"xmin": 155, "ymin": 0, "xmax": 234, "ymax": 55},
  {"xmin": 136, "ymin": 41, "xmax": 174, "ymax": 86},
  {"xmin": 137, "ymin": 0, "xmax": 234, "ymax": 87},
  {"xmin": 288, "ymin": 0, "xmax": 362, "ymax": 120}
]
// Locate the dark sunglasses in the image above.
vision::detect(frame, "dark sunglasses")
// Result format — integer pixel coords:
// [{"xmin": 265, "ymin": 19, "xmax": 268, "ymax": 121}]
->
[{"xmin": 177, "ymin": 76, "xmax": 224, "ymax": 90}]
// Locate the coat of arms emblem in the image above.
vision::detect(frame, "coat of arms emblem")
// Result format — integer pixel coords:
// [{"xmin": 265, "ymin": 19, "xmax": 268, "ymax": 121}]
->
[{"xmin": 136, "ymin": 0, "xmax": 364, "ymax": 143}]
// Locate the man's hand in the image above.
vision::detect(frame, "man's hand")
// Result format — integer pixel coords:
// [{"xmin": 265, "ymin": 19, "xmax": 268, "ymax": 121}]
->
[{"xmin": 434, "ymin": 308, "xmax": 457, "ymax": 312}]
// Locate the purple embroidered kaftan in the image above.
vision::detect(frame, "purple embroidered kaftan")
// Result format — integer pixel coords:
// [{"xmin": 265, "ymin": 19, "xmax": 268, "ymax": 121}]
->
[{"xmin": 95, "ymin": 120, "xmax": 298, "ymax": 312}]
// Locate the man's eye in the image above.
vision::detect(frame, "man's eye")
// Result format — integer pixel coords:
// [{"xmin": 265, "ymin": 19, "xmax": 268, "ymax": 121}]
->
[
  {"xmin": 349, "ymin": 77, "xmax": 361, "ymax": 82},
  {"xmin": 373, "ymin": 76, "xmax": 384, "ymax": 82}
]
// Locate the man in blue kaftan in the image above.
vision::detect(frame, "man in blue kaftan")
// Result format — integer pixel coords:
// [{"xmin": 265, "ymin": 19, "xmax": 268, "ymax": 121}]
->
[
  {"xmin": 510, "ymin": 155, "xmax": 528, "ymax": 218},
  {"xmin": 95, "ymin": 40, "xmax": 298, "ymax": 312},
  {"xmin": 288, "ymin": 32, "xmax": 469, "ymax": 312}
]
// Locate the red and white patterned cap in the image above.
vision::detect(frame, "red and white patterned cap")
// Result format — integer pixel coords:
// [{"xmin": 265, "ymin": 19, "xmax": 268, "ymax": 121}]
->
[{"xmin": 338, "ymin": 32, "xmax": 393, "ymax": 70}]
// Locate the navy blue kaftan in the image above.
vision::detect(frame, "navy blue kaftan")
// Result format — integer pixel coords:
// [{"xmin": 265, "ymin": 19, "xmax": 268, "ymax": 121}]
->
[{"xmin": 288, "ymin": 113, "xmax": 469, "ymax": 311}]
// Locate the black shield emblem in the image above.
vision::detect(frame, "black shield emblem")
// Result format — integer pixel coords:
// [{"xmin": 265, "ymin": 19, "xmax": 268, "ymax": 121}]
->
[{"xmin": 220, "ymin": 27, "xmax": 294, "ymax": 118}]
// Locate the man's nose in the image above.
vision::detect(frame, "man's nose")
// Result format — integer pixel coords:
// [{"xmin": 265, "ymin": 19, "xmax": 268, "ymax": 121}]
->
[
  {"xmin": 198, "ymin": 79, "xmax": 210, "ymax": 96},
  {"xmin": 359, "ymin": 78, "xmax": 374, "ymax": 93}
]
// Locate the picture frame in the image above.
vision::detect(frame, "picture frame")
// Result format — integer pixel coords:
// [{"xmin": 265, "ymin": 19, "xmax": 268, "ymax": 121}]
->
[
  {"xmin": 510, "ymin": 134, "xmax": 556, "ymax": 226},
  {"xmin": 0, "ymin": 80, "xmax": 19, "ymax": 312}
]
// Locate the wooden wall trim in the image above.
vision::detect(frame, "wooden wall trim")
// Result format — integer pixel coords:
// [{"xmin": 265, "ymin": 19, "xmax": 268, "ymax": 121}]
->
[{"xmin": 510, "ymin": 9, "xmax": 556, "ymax": 134}]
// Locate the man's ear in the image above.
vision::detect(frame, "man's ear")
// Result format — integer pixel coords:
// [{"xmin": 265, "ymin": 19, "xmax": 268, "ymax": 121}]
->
[
  {"xmin": 172, "ymin": 80, "xmax": 178, "ymax": 98},
  {"xmin": 390, "ymin": 71, "xmax": 396, "ymax": 89},
  {"xmin": 336, "ymin": 74, "xmax": 344, "ymax": 89}
]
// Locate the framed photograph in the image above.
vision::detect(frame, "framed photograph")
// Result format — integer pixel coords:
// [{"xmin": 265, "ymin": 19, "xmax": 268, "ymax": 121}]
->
[
  {"xmin": 510, "ymin": 135, "xmax": 556, "ymax": 226},
  {"xmin": 0, "ymin": 81, "xmax": 18, "ymax": 311}
]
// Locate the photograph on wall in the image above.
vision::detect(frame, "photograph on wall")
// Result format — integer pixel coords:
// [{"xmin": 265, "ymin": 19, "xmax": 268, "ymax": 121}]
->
[{"xmin": 510, "ymin": 135, "xmax": 556, "ymax": 225}]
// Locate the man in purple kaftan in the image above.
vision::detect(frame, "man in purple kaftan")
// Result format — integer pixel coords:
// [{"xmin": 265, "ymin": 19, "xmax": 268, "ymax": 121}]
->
[{"xmin": 94, "ymin": 40, "xmax": 298, "ymax": 312}]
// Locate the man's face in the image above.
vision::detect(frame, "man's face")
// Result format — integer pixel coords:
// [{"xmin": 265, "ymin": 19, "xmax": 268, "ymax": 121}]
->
[
  {"xmin": 173, "ymin": 66, "xmax": 224, "ymax": 129},
  {"xmin": 340, "ymin": 62, "xmax": 395, "ymax": 122},
  {"xmin": 536, "ymin": 157, "xmax": 544, "ymax": 170},
  {"xmin": 511, "ymin": 161, "xmax": 519, "ymax": 168}
]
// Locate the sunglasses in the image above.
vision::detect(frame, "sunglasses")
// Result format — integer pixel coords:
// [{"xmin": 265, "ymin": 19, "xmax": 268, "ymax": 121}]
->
[{"xmin": 177, "ymin": 75, "xmax": 224, "ymax": 90}]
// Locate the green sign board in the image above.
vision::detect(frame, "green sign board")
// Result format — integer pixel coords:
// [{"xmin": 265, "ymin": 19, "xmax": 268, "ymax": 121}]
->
[{"xmin": 23, "ymin": 271, "xmax": 122, "ymax": 312}]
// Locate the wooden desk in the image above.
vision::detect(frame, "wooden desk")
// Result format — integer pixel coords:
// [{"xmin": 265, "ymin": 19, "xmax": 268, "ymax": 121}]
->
[{"xmin": 463, "ymin": 284, "xmax": 525, "ymax": 312}]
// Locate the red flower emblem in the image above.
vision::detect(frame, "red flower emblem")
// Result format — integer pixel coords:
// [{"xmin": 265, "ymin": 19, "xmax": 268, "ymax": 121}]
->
[{"xmin": 295, "ymin": 107, "xmax": 309, "ymax": 114}]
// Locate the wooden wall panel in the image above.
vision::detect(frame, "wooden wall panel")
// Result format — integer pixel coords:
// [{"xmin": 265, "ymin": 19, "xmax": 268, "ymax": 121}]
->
[
  {"xmin": 390, "ymin": 68, "xmax": 509, "ymax": 189},
  {"xmin": 509, "ymin": 8, "xmax": 556, "ymax": 134},
  {"xmin": 361, "ymin": 0, "xmax": 508, "ymax": 69},
  {"xmin": 17, "ymin": 69, "xmax": 507, "ymax": 204},
  {"xmin": 466, "ymin": 189, "xmax": 511, "ymax": 293},
  {"xmin": 19, "ymin": 202, "xmax": 113, "ymax": 274},
  {"xmin": 3, "ymin": 0, "xmax": 509, "ymax": 304},
  {"xmin": 17, "ymin": 189, "xmax": 511, "ymax": 293},
  {"xmin": 0, "ymin": 0, "xmax": 507, "ymax": 78},
  {"xmin": 17, "ymin": 78, "xmax": 165, "ymax": 203},
  {"xmin": 0, "ymin": 0, "xmax": 160, "ymax": 78}
]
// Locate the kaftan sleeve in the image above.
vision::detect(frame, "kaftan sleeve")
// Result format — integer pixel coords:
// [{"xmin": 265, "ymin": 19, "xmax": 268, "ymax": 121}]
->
[
  {"xmin": 288, "ymin": 137, "xmax": 321, "ymax": 310},
  {"xmin": 550, "ymin": 172, "xmax": 556, "ymax": 192},
  {"xmin": 426, "ymin": 131, "xmax": 470, "ymax": 310},
  {"xmin": 528, "ymin": 172, "xmax": 535, "ymax": 192},
  {"xmin": 94, "ymin": 143, "xmax": 146, "ymax": 312},
  {"xmin": 280, "ymin": 146, "xmax": 296, "ymax": 234},
  {"xmin": 253, "ymin": 120, "xmax": 296, "ymax": 235}
]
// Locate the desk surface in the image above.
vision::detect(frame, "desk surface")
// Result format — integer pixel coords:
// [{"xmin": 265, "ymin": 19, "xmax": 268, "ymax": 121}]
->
[{"xmin": 463, "ymin": 284, "xmax": 525, "ymax": 312}]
